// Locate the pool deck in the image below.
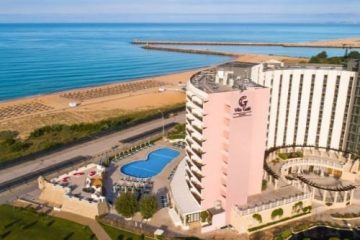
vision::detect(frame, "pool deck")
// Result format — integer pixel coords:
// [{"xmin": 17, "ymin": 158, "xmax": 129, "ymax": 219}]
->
[{"xmin": 105, "ymin": 140, "xmax": 185, "ymax": 208}]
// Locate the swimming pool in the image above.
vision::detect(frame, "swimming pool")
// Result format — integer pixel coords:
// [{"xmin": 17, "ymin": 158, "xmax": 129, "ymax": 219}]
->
[{"xmin": 120, "ymin": 147, "xmax": 180, "ymax": 178}]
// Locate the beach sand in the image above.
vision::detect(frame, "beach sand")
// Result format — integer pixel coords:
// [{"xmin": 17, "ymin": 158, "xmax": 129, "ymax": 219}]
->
[
  {"xmin": 298, "ymin": 38, "xmax": 360, "ymax": 48},
  {"xmin": 0, "ymin": 54, "xmax": 305, "ymax": 138}
]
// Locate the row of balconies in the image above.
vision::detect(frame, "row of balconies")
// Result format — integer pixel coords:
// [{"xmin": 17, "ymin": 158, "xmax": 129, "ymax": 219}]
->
[
  {"xmin": 187, "ymin": 94, "xmax": 204, "ymax": 109},
  {"xmin": 185, "ymin": 163, "xmax": 203, "ymax": 197}
]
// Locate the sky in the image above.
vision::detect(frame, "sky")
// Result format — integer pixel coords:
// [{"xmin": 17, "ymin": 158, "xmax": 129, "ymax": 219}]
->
[{"xmin": 0, "ymin": 0, "xmax": 359, "ymax": 23}]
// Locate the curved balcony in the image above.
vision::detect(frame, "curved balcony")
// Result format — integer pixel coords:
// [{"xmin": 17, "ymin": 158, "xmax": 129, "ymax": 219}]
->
[
  {"xmin": 191, "ymin": 179, "xmax": 203, "ymax": 193},
  {"xmin": 192, "ymin": 112, "xmax": 203, "ymax": 122},
  {"xmin": 191, "ymin": 190, "xmax": 203, "ymax": 205},
  {"xmin": 192, "ymin": 98, "xmax": 203, "ymax": 109},
  {"xmin": 185, "ymin": 179, "xmax": 192, "ymax": 190},
  {"xmin": 192, "ymin": 135, "xmax": 204, "ymax": 148},
  {"xmin": 186, "ymin": 126, "xmax": 193, "ymax": 136},
  {"xmin": 191, "ymin": 124, "xmax": 203, "ymax": 135},
  {"xmin": 191, "ymin": 168, "xmax": 204, "ymax": 183},
  {"xmin": 186, "ymin": 149, "xmax": 193, "ymax": 157},
  {"xmin": 192, "ymin": 147, "xmax": 205, "ymax": 159},
  {"xmin": 191, "ymin": 158, "xmax": 204, "ymax": 171},
  {"xmin": 186, "ymin": 158, "xmax": 193, "ymax": 168},
  {"xmin": 186, "ymin": 137, "xmax": 193, "ymax": 147}
]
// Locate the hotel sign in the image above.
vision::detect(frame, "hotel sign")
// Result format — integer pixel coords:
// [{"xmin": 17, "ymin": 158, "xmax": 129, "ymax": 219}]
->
[{"xmin": 233, "ymin": 96, "xmax": 252, "ymax": 118}]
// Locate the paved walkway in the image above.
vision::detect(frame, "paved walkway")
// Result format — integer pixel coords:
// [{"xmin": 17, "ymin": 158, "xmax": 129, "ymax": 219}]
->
[{"xmin": 52, "ymin": 211, "xmax": 111, "ymax": 240}]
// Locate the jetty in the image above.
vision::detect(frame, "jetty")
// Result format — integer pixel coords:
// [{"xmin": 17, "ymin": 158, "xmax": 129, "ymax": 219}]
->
[
  {"xmin": 133, "ymin": 40, "xmax": 358, "ymax": 49},
  {"xmin": 141, "ymin": 45, "xmax": 239, "ymax": 57}
]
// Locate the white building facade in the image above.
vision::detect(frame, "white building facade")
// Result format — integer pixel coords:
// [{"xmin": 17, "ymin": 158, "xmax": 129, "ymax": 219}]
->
[{"xmin": 249, "ymin": 61, "xmax": 357, "ymax": 151}]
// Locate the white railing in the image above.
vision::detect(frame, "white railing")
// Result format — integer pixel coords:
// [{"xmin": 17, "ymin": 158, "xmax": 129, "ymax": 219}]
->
[
  {"xmin": 235, "ymin": 192, "xmax": 311, "ymax": 216},
  {"xmin": 281, "ymin": 158, "xmax": 344, "ymax": 173}
]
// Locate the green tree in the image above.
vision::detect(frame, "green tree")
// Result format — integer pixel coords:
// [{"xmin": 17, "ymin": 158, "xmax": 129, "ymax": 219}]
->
[
  {"xmin": 139, "ymin": 195, "xmax": 158, "ymax": 219},
  {"xmin": 115, "ymin": 192, "xmax": 138, "ymax": 218}
]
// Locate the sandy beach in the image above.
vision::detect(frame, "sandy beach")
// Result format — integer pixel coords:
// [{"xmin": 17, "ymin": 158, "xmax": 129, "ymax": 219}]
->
[
  {"xmin": 0, "ymin": 53, "xmax": 305, "ymax": 138},
  {"xmin": 298, "ymin": 38, "xmax": 360, "ymax": 48}
]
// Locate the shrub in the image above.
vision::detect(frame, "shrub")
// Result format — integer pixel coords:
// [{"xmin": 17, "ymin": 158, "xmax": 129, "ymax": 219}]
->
[
  {"xmin": 252, "ymin": 213, "xmax": 262, "ymax": 223},
  {"xmin": 279, "ymin": 229, "xmax": 292, "ymax": 239},
  {"xmin": 200, "ymin": 211, "xmax": 209, "ymax": 223},
  {"xmin": 115, "ymin": 192, "xmax": 138, "ymax": 218},
  {"xmin": 167, "ymin": 123, "xmax": 186, "ymax": 140},
  {"xmin": 139, "ymin": 195, "xmax": 158, "ymax": 219},
  {"xmin": 278, "ymin": 153, "xmax": 288, "ymax": 160},
  {"xmin": 271, "ymin": 208, "xmax": 284, "ymax": 219},
  {"xmin": 292, "ymin": 201, "xmax": 303, "ymax": 213},
  {"xmin": 309, "ymin": 50, "xmax": 360, "ymax": 64},
  {"xmin": 302, "ymin": 206, "xmax": 312, "ymax": 213}
]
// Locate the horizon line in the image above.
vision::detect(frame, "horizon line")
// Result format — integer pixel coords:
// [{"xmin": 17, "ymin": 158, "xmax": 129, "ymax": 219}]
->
[{"xmin": 0, "ymin": 21, "xmax": 359, "ymax": 24}]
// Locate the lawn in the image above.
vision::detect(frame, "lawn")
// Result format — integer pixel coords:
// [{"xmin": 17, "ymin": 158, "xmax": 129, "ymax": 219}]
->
[
  {"xmin": 99, "ymin": 223, "xmax": 153, "ymax": 240},
  {"xmin": 0, "ymin": 205, "xmax": 96, "ymax": 240}
]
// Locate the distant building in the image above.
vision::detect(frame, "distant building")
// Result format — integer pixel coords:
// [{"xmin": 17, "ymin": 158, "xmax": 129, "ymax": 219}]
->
[{"xmin": 169, "ymin": 60, "xmax": 360, "ymax": 233}]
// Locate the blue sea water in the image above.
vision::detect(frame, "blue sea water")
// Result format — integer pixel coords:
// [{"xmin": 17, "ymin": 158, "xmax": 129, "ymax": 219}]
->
[{"xmin": 0, "ymin": 23, "xmax": 360, "ymax": 101}]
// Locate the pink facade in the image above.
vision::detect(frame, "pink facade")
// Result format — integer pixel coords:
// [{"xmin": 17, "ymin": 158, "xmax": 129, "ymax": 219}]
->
[{"xmin": 201, "ymin": 87, "xmax": 270, "ymax": 222}]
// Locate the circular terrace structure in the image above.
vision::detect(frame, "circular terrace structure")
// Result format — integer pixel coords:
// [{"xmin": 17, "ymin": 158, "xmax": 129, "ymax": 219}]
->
[{"xmin": 264, "ymin": 146, "xmax": 359, "ymax": 208}]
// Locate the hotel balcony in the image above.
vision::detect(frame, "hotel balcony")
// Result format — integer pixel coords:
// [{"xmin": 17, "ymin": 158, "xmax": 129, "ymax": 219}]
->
[
  {"xmin": 186, "ymin": 107, "xmax": 192, "ymax": 116},
  {"xmin": 185, "ymin": 168, "xmax": 193, "ymax": 179},
  {"xmin": 191, "ymin": 158, "xmax": 204, "ymax": 171},
  {"xmin": 192, "ymin": 112, "xmax": 203, "ymax": 122},
  {"xmin": 186, "ymin": 158, "xmax": 193, "ymax": 168},
  {"xmin": 192, "ymin": 135, "xmax": 204, "ymax": 148},
  {"xmin": 192, "ymin": 98, "xmax": 203, "ymax": 109},
  {"xmin": 186, "ymin": 94, "xmax": 193, "ymax": 103},
  {"xmin": 190, "ymin": 162, "xmax": 202, "ymax": 176},
  {"xmin": 186, "ymin": 128, "xmax": 193, "ymax": 137},
  {"xmin": 191, "ymin": 179, "xmax": 203, "ymax": 193},
  {"xmin": 191, "ymin": 169, "xmax": 204, "ymax": 183},
  {"xmin": 185, "ymin": 179, "xmax": 192, "ymax": 190},
  {"xmin": 186, "ymin": 137, "xmax": 193, "ymax": 147},
  {"xmin": 192, "ymin": 147, "xmax": 205, "ymax": 160},
  {"xmin": 191, "ymin": 190, "xmax": 203, "ymax": 205},
  {"xmin": 191, "ymin": 124, "xmax": 203, "ymax": 135},
  {"xmin": 186, "ymin": 149, "xmax": 193, "ymax": 157}
]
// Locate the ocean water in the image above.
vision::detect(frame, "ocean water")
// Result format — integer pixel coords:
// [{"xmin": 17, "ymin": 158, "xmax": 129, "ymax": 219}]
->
[{"xmin": 1, "ymin": 23, "xmax": 360, "ymax": 101}]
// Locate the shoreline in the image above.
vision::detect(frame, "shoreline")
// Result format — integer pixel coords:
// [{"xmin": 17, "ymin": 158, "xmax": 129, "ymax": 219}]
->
[
  {"xmin": 133, "ymin": 38, "xmax": 360, "ymax": 48},
  {"xmin": 0, "ymin": 52, "xmax": 305, "ymax": 137},
  {"xmin": 0, "ymin": 66, "xmax": 214, "ymax": 104}
]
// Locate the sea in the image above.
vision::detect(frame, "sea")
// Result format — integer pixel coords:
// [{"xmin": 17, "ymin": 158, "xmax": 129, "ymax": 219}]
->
[{"xmin": 1, "ymin": 23, "xmax": 360, "ymax": 101}]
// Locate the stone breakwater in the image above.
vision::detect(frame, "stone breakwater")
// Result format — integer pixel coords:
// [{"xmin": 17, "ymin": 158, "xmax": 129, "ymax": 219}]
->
[
  {"xmin": 142, "ymin": 45, "xmax": 239, "ymax": 57},
  {"xmin": 133, "ymin": 40, "xmax": 360, "ymax": 48}
]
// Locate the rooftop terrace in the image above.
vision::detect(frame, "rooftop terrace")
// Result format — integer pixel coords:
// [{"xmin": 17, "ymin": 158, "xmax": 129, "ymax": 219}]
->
[
  {"xmin": 51, "ymin": 163, "xmax": 105, "ymax": 202},
  {"xmin": 236, "ymin": 186, "xmax": 306, "ymax": 211},
  {"xmin": 190, "ymin": 62, "xmax": 262, "ymax": 94}
]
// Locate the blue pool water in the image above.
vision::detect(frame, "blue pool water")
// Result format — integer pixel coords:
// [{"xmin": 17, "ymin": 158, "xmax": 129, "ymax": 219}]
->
[
  {"xmin": 1, "ymin": 23, "xmax": 360, "ymax": 101},
  {"xmin": 120, "ymin": 147, "xmax": 180, "ymax": 178}
]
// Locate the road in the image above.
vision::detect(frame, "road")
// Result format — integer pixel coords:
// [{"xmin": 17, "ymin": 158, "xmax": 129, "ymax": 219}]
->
[{"xmin": 0, "ymin": 112, "xmax": 184, "ymax": 186}]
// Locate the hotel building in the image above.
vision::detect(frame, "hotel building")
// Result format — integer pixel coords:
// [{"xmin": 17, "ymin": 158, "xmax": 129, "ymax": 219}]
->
[{"xmin": 170, "ymin": 59, "xmax": 360, "ymax": 233}]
